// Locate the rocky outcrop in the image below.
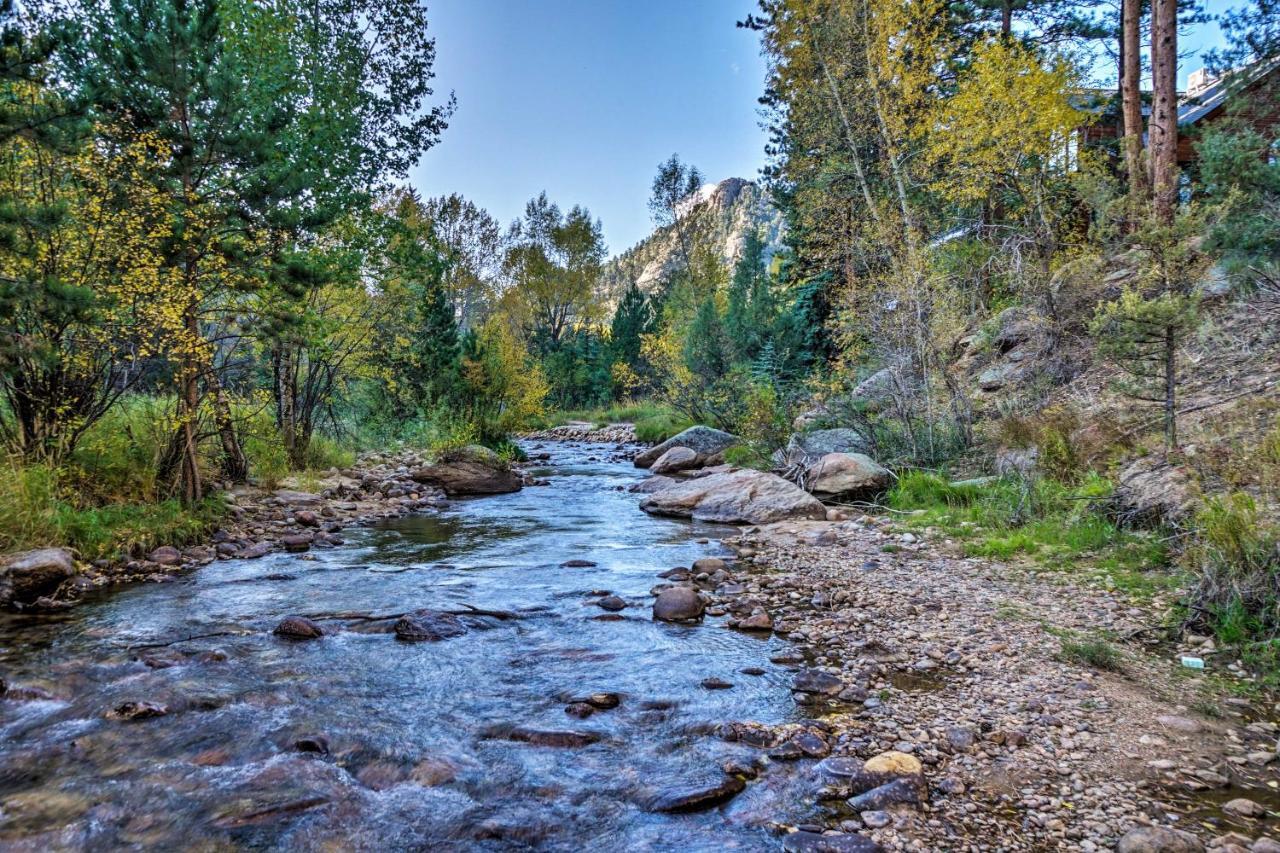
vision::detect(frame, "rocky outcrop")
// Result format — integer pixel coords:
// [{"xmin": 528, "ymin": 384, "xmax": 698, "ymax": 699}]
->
[
  {"xmin": 1112, "ymin": 456, "xmax": 1198, "ymax": 528},
  {"xmin": 803, "ymin": 452, "xmax": 891, "ymax": 498},
  {"xmin": 634, "ymin": 426, "xmax": 738, "ymax": 469},
  {"xmin": 639, "ymin": 469, "xmax": 827, "ymax": 524},
  {"xmin": 0, "ymin": 548, "xmax": 75, "ymax": 608},
  {"xmin": 411, "ymin": 445, "xmax": 521, "ymax": 496}
]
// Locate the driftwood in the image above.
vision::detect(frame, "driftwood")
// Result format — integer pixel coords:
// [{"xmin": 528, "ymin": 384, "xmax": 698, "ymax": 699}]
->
[{"xmin": 126, "ymin": 630, "xmax": 252, "ymax": 650}]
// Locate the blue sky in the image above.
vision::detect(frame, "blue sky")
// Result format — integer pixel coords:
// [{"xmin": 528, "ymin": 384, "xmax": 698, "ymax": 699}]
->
[
  {"xmin": 410, "ymin": 0, "xmax": 768, "ymax": 255},
  {"xmin": 410, "ymin": 0, "xmax": 1236, "ymax": 256}
]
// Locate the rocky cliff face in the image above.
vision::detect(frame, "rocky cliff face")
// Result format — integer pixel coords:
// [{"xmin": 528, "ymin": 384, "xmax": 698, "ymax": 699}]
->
[{"xmin": 600, "ymin": 178, "xmax": 785, "ymax": 306}]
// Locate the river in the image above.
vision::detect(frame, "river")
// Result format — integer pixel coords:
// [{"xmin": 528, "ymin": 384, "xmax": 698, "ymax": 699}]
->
[{"xmin": 0, "ymin": 441, "xmax": 819, "ymax": 850}]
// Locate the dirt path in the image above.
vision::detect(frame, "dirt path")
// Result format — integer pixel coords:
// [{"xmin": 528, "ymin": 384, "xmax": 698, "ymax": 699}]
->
[{"xmin": 712, "ymin": 515, "xmax": 1280, "ymax": 851}]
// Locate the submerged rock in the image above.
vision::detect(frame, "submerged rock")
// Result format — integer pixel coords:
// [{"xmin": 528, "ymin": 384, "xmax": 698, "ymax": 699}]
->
[
  {"xmin": 273, "ymin": 616, "xmax": 324, "ymax": 640},
  {"xmin": 394, "ymin": 610, "xmax": 467, "ymax": 642},
  {"xmin": 107, "ymin": 700, "xmax": 168, "ymax": 721},
  {"xmin": 483, "ymin": 725, "xmax": 602, "ymax": 748},
  {"xmin": 647, "ymin": 774, "xmax": 746, "ymax": 812}
]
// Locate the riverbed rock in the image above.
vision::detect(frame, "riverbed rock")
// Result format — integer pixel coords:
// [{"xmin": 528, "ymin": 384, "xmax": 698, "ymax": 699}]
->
[
  {"xmin": 793, "ymin": 669, "xmax": 843, "ymax": 696},
  {"xmin": 650, "ymin": 446, "xmax": 700, "ymax": 475},
  {"xmin": 485, "ymin": 726, "xmax": 601, "ymax": 748},
  {"xmin": 281, "ymin": 534, "xmax": 313, "ymax": 553},
  {"xmin": 410, "ymin": 445, "xmax": 521, "ymax": 496},
  {"xmin": 148, "ymin": 545, "xmax": 182, "ymax": 566},
  {"xmin": 634, "ymin": 426, "xmax": 739, "ymax": 469},
  {"xmin": 597, "ymin": 595, "xmax": 627, "ymax": 611},
  {"xmin": 864, "ymin": 751, "xmax": 923, "ymax": 776},
  {"xmin": 639, "ymin": 469, "xmax": 827, "ymax": 525},
  {"xmin": 106, "ymin": 700, "xmax": 168, "ymax": 721},
  {"xmin": 0, "ymin": 548, "xmax": 75, "ymax": 608},
  {"xmin": 653, "ymin": 587, "xmax": 705, "ymax": 622},
  {"xmin": 647, "ymin": 774, "xmax": 746, "ymax": 812},
  {"xmin": 803, "ymin": 452, "xmax": 891, "ymax": 498},
  {"xmin": 394, "ymin": 610, "xmax": 467, "ymax": 642},
  {"xmin": 238, "ymin": 541, "xmax": 273, "ymax": 559},
  {"xmin": 781, "ymin": 830, "xmax": 882, "ymax": 852},
  {"xmin": 273, "ymin": 616, "xmax": 325, "ymax": 640},
  {"xmin": 1116, "ymin": 826, "xmax": 1204, "ymax": 853}
]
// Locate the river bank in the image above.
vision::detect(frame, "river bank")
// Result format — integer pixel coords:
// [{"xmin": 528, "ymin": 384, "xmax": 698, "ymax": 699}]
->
[{"xmin": 704, "ymin": 515, "xmax": 1280, "ymax": 851}]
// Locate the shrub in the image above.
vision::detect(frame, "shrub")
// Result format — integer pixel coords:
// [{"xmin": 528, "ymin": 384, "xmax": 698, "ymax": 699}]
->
[{"xmin": 1187, "ymin": 493, "xmax": 1280, "ymax": 646}]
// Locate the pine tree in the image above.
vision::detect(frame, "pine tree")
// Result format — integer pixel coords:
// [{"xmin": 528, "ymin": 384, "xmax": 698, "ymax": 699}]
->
[
  {"xmin": 683, "ymin": 297, "xmax": 731, "ymax": 382},
  {"xmin": 609, "ymin": 283, "xmax": 654, "ymax": 369},
  {"xmin": 726, "ymin": 229, "xmax": 774, "ymax": 364}
]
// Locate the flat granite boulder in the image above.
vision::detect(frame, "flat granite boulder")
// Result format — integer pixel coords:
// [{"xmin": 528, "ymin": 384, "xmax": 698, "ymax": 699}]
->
[
  {"xmin": 411, "ymin": 445, "xmax": 521, "ymax": 497},
  {"xmin": 634, "ymin": 426, "xmax": 738, "ymax": 469},
  {"xmin": 639, "ymin": 469, "xmax": 827, "ymax": 524}
]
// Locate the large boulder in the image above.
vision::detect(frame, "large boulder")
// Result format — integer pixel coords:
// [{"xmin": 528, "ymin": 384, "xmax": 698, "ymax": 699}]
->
[
  {"xmin": 411, "ymin": 445, "xmax": 521, "ymax": 496},
  {"xmin": 781, "ymin": 429, "xmax": 870, "ymax": 466},
  {"xmin": 804, "ymin": 453, "xmax": 890, "ymax": 498},
  {"xmin": 1112, "ymin": 456, "xmax": 1198, "ymax": 528},
  {"xmin": 649, "ymin": 446, "xmax": 700, "ymax": 475},
  {"xmin": 640, "ymin": 469, "xmax": 827, "ymax": 524},
  {"xmin": 0, "ymin": 548, "xmax": 75, "ymax": 608},
  {"xmin": 634, "ymin": 426, "xmax": 738, "ymax": 469}
]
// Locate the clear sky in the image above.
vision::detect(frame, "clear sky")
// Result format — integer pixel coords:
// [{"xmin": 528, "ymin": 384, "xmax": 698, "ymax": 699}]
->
[
  {"xmin": 409, "ymin": 0, "xmax": 1237, "ymax": 257},
  {"xmin": 410, "ymin": 0, "xmax": 769, "ymax": 256}
]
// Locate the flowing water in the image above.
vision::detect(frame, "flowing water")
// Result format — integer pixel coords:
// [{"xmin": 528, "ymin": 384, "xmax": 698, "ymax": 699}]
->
[{"xmin": 0, "ymin": 441, "xmax": 817, "ymax": 851}]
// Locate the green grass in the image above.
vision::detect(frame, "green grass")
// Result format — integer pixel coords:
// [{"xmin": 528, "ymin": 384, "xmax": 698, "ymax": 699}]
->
[
  {"xmin": 0, "ymin": 460, "xmax": 224, "ymax": 562},
  {"xmin": 542, "ymin": 400, "xmax": 694, "ymax": 444},
  {"xmin": 886, "ymin": 470, "xmax": 1177, "ymax": 600},
  {"xmin": 1058, "ymin": 635, "xmax": 1124, "ymax": 671}
]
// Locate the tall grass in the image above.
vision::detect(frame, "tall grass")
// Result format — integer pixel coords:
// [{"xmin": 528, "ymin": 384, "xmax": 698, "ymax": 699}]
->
[
  {"xmin": 886, "ymin": 470, "xmax": 1171, "ymax": 593},
  {"xmin": 1188, "ymin": 493, "xmax": 1280, "ymax": 653},
  {"xmin": 0, "ymin": 459, "xmax": 222, "ymax": 561}
]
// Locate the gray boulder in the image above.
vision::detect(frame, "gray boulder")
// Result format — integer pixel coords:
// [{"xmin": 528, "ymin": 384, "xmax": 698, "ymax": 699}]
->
[
  {"xmin": 804, "ymin": 453, "xmax": 891, "ymax": 498},
  {"xmin": 640, "ymin": 468, "xmax": 827, "ymax": 524},
  {"xmin": 649, "ymin": 446, "xmax": 700, "ymax": 475},
  {"xmin": 652, "ymin": 586, "xmax": 705, "ymax": 622},
  {"xmin": 411, "ymin": 445, "xmax": 521, "ymax": 496},
  {"xmin": 784, "ymin": 428, "xmax": 869, "ymax": 465},
  {"xmin": 634, "ymin": 426, "xmax": 738, "ymax": 469},
  {"xmin": 0, "ymin": 548, "xmax": 75, "ymax": 608}
]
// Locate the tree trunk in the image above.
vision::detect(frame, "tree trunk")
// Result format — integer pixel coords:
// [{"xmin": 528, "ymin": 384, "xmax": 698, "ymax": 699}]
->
[
  {"xmin": 207, "ymin": 369, "xmax": 248, "ymax": 483},
  {"xmin": 1149, "ymin": 0, "xmax": 1178, "ymax": 224},
  {"xmin": 1164, "ymin": 323, "xmax": 1177, "ymax": 450},
  {"xmin": 1001, "ymin": 0, "xmax": 1013, "ymax": 36},
  {"xmin": 1121, "ymin": 0, "xmax": 1148, "ymax": 217},
  {"xmin": 173, "ymin": 309, "xmax": 204, "ymax": 504}
]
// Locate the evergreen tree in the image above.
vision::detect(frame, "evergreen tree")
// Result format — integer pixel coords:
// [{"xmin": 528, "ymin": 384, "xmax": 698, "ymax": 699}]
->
[
  {"xmin": 725, "ymin": 229, "xmax": 774, "ymax": 364},
  {"xmin": 683, "ymin": 297, "xmax": 731, "ymax": 382},
  {"xmin": 609, "ymin": 283, "xmax": 654, "ymax": 369}
]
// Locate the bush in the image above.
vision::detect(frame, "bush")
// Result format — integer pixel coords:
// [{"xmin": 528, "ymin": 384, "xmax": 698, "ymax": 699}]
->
[{"xmin": 1188, "ymin": 493, "xmax": 1280, "ymax": 647}]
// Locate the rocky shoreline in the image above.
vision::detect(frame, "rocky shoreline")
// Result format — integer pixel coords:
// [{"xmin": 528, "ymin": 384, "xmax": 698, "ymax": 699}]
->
[{"xmin": 668, "ymin": 515, "xmax": 1280, "ymax": 851}]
